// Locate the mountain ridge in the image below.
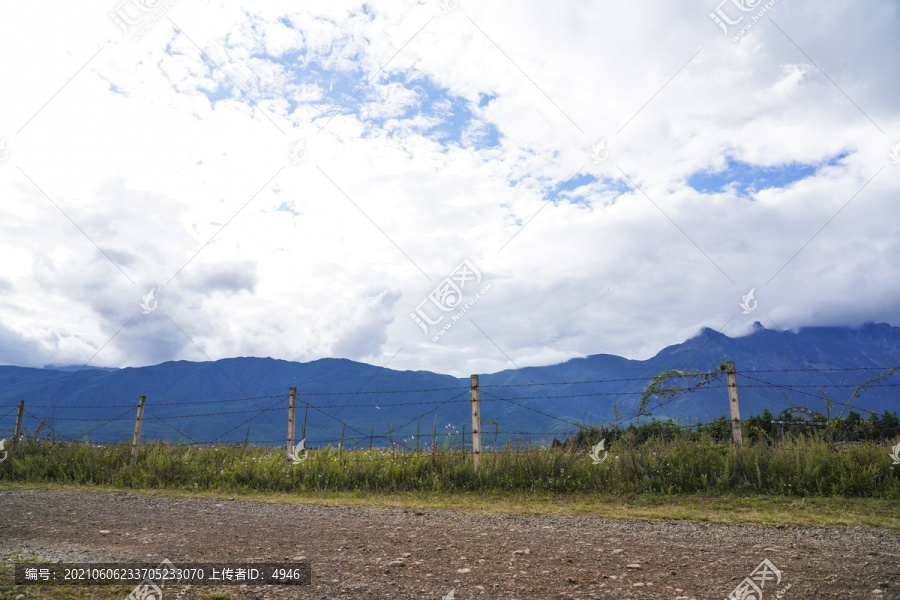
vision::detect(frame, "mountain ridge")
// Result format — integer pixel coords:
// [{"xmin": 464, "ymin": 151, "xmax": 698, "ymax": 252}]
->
[{"xmin": 2, "ymin": 322, "xmax": 898, "ymax": 445}]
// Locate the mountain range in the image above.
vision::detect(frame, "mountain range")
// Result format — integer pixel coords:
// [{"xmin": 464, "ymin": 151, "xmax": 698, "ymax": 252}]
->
[{"xmin": 1, "ymin": 322, "xmax": 898, "ymax": 447}]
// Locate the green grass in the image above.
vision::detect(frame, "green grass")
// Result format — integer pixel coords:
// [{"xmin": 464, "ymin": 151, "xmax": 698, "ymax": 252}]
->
[
  {"xmin": 3, "ymin": 434, "xmax": 897, "ymax": 497},
  {"xmin": 2, "ymin": 481, "xmax": 898, "ymax": 529},
  {"xmin": 1, "ymin": 433, "xmax": 898, "ymax": 529}
]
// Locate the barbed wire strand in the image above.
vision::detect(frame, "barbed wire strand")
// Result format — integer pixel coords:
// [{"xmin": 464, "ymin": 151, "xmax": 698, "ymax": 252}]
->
[
  {"xmin": 209, "ymin": 395, "xmax": 287, "ymax": 445},
  {"xmin": 0, "ymin": 393, "xmax": 289, "ymax": 410},
  {"xmin": 147, "ymin": 413, "xmax": 199, "ymax": 445},
  {"xmin": 737, "ymin": 373, "xmax": 829, "ymax": 400},
  {"xmin": 5, "ymin": 368, "xmax": 898, "ymax": 446},
  {"xmin": 480, "ymin": 390, "xmax": 580, "ymax": 427}
]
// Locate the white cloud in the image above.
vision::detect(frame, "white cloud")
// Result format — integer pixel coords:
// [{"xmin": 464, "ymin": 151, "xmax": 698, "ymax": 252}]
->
[{"xmin": 0, "ymin": 0, "xmax": 898, "ymax": 376}]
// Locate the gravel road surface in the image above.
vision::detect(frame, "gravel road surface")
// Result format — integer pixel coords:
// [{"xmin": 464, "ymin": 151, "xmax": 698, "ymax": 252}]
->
[{"xmin": 1, "ymin": 489, "xmax": 898, "ymax": 599}]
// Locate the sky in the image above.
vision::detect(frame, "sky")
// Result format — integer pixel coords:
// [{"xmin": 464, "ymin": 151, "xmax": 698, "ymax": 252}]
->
[{"xmin": 0, "ymin": 0, "xmax": 899, "ymax": 378}]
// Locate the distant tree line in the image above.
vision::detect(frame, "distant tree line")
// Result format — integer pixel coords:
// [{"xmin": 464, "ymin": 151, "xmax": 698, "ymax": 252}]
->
[{"xmin": 552, "ymin": 409, "xmax": 900, "ymax": 449}]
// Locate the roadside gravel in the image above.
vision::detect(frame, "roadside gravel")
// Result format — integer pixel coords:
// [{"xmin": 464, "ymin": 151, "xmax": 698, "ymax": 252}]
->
[{"xmin": 1, "ymin": 489, "xmax": 898, "ymax": 599}]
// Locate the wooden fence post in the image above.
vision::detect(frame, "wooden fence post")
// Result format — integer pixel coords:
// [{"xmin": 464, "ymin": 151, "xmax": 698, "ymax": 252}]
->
[
  {"xmin": 370, "ymin": 423, "xmax": 374, "ymax": 450},
  {"xmin": 726, "ymin": 361, "xmax": 743, "ymax": 447},
  {"xmin": 433, "ymin": 414, "xmax": 438, "ymax": 453},
  {"xmin": 13, "ymin": 400, "xmax": 24, "ymax": 446},
  {"xmin": 470, "ymin": 374, "xmax": 482, "ymax": 470},
  {"xmin": 339, "ymin": 421, "xmax": 346, "ymax": 459},
  {"xmin": 130, "ymin": 396, "xmax": 146, "ymax": 466},
  {"xmin": 287, "ymin": 387, "xmax": 297, "ymax": 459}
]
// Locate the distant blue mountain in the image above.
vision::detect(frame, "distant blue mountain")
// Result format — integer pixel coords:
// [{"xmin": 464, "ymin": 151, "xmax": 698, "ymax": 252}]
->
[
  {"xmin": 43, "ymin": 365, "xmax": 120, "ymax": 373},
  {"xmin": 2, "ymin": 322, "xmax": 898, "ymax": 447}
]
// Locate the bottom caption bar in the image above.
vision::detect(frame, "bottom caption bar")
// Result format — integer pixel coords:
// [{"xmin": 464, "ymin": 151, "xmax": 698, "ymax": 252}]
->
[{"xmin": 15, "ymin": 563, "xmax": 311, "ymax": 586}]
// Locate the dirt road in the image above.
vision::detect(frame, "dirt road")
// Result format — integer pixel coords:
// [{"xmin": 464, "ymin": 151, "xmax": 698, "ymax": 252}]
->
[{"xmin": 1, "ymin": 489, "xmax": 897, "ymax": 599}]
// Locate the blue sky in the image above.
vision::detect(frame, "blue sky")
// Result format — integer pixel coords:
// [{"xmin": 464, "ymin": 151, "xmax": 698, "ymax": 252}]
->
[
  {"xmin": 0, "ymin": 0, "xmax": 898, "ymax": 376},
  {"xmin": 687, "ymin": 153, "xmax": 849, "ymax": 196}
]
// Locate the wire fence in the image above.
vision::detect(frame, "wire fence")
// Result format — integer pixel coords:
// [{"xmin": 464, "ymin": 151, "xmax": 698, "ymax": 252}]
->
[{"xmin": 1, "ymin": 365, "xmax": 898, "ymax": 450}]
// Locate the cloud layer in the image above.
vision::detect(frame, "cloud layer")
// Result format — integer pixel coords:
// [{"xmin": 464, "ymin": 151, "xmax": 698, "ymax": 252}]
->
[{"xmin": 1, "ymin": 0, "xmax": 898, "ymax": 376}]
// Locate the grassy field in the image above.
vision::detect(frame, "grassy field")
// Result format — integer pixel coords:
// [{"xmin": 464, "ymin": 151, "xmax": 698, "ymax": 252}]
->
[
  {"xmin": 2, "ymin": 432, "xmax": 898, "ymax": 496},
  {"xmin": 1, "ymin": 432, "xmax": 898, "ymax": 529},
  {"xmin": 2, "ymin": 479, "xmax": 898, "ymax": 529}
]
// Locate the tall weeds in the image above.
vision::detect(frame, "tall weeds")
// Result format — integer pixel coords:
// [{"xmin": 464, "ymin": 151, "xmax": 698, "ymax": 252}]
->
[{"xmin": 2, "ymin": 433, "xmax": 897, "ymax": 498}]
